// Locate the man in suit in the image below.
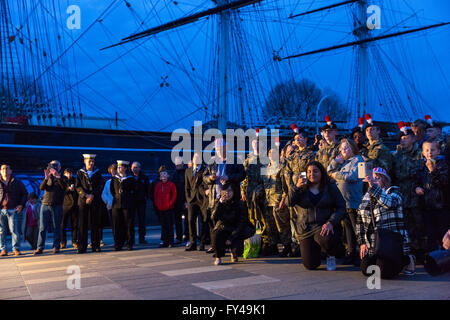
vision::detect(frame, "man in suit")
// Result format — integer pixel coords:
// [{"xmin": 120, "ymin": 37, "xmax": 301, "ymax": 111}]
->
[{"xmin": 185, "ymin": 152, "xmax": 208, "ymax": 251}]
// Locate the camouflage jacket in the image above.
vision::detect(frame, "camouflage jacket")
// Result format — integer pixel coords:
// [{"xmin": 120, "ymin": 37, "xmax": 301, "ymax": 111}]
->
[
  {"xmin": 392, "ymin": 143, "xmax": 423, "ymax": 208},
  {"xmin": 241, "ymin": 153, "xmax": 265, "ymax": 198},
  {"xmin": 285, "ymin": 146, "xmax": 315, "ymax": 189},
  {"xmin": 315, "ymin": 141, "xmax": 340, "ymax": 170},
  {"xmin": 263, "ymin": 162, "xmax": 283, "ymax": 207},
  {"xmin": 362, "ymin": 139, "xmax": 393, "ymax": 175}
]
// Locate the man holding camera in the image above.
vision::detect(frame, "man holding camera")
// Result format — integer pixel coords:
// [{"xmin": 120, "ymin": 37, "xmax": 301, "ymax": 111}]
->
[{"xmin": 35, "ymin": 160, "xmax": 66, "ymax": 254}]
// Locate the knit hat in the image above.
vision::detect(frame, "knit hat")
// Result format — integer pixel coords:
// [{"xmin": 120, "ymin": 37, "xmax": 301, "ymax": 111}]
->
[{"xmin": 372, "ymin": 167, "xmax": 391, "ymax": 182}]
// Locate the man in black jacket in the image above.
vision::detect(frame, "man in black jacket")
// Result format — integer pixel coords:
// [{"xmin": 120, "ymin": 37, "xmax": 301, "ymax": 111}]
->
[
  {"xmin": 131, "ymin": 162, "xmax": 149, "ymax": 244},
  {"xmin": 172, "ymin": 157, "xmax": 188, "ymax": 244},
  {"xmin": 35, "ymin": 160, "xmax": 66, "ymax": 254},
  {"xmin": 76, "ymin": 154, "xmax": 105, "ymax": 253},
  {"xmin": 0, "ymin": 163, "xmax": 28, "ymax": 256},
  {"xmin": 185, "ymin": 153, "xmax": 208, "ymax": 251},
  {"xmin": 61, "ymin": 168, "xmax": 78, "ymax": 249}
]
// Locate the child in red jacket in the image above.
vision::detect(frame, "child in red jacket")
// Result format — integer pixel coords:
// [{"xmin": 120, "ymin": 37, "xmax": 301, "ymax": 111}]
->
[{"xmin": 154, "ymin": 167, "xmax": 177, "ymax": 247}]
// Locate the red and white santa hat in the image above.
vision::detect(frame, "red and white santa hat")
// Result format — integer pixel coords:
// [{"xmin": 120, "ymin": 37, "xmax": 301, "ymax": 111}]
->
[
  {"xmin": 275, "ymin": 136, "xmax": 280, "ymax": 147},
  {"xmin": 365, "ymin": 113, "xmax": 373, "ymax": 125},
  {"xmin": 425, "ymin": 115, "xmax": 433, "ymax": 127},
  {"xmin": 255, "ymin": 128, "xmax": 260, "ymax": 137},
  {"xmin": 325, "ymin": 115, "xmax": 332, "ymax": 126},
  {"xmin": 358, "ymin": 117, "xmax": 364, "ymax": 129},
  {"xmin": 291, "ymin": 123, "xmax": 299, "ymax": 133},
  {"xmin": 398, "ymin": 121, "xmax": 407, "ymax": 134}
]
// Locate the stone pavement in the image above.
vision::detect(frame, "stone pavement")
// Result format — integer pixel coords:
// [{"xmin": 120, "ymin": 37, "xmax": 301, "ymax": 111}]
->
[{"xmin": 0, "ymin": 227, "xmax": 449, "ymax": 300}]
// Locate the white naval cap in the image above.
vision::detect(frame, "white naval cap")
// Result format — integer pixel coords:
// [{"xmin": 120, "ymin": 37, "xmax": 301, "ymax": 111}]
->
[
  {"xmin": 117, "ymin": 160, "xmax": 130, "ymax": 166},
  {"xmin": 82, "ymin": 154, "xmax": 97, "ymax": 159}
]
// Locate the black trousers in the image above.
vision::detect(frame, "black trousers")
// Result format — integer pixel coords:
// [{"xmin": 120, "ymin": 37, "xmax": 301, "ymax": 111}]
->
[
  {"xmin": 61, "ymin": 205, "xmax": 78, "ymax": 245},
  {"xmin": 25, "ymin": 225, "xmax": 39, "ymax": 250},
  {"xmin": 187, "ymin": 203, "xmax": 208, "ymax": 246},
  {"xmin": 174, "ymin": 206, "xmax": 187, "ymax": 241},
  {"xmin": 159, "ymin": 210, "xmax": 175, "ymax": 245},
  {"xmin": 343, "ymin": 209, "xmax": 357, "ymax": 256},
  {"xmin": 112, "ymin": 208, "xmax": 135, "ymax": 249},
  {"xmin": 212, "ymin": 228, "xmax": 244, "ymax": 258},
  {"xmin": 78, "ymin": 203, "xmax": 102, "ymax": 251},
  {"xmin": 299, "ymin": 230, "xmax": 340, "ymax": 270},
  {"xmin": 361, "ymin": 254, "xmax": 410, "ymax": 279},
  {"xmin": 424, "ymin": 208, "xmax": 450, "ymax": 251},
  {"xmin": 134, "ymin": 202, "xmax": 146, "ymax": 243}
]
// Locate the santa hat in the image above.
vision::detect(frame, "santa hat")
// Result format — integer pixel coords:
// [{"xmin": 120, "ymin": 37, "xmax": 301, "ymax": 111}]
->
[
  {"xmin": 322, "ymin": 115, "xmax": 337, "ymax": 131},
  {"xmin": 364, "ymin": 113, "xmax": 378, "ymax": 128},
  {"xmin": 398, "ymin": 121, "xmax": 414, "ymax": 138},
  {"xmin": 358, "ymin": 117, "xmax": 364, "ymax": 130},
  {"xmin": 291, "ymin": 123, "xmax": 299, "ymax": 133},
  {"xmin": 255, "ymin": 128, "xmax": 260, "ymax": 137}
]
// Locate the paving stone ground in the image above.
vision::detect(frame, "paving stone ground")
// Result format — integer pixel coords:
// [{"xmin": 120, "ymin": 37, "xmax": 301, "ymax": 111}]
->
[{"xmin": 1, "ymin": 227, "xmax": 449, "ymax": 300}]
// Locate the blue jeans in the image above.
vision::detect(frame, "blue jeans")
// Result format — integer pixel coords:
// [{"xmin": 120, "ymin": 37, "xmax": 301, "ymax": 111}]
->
[
  {"xmin": 0, "ymin": 209, "xmax": 21, "ymax": 252},
  {"xmin": 37, "ymin": 205, "xmax": 62, "ymax": 250}
]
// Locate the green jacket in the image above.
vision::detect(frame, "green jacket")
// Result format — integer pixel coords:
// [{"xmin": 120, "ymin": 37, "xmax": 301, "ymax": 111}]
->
[
  {"xmin": 285, "ymin": 147, "xmax": 315, "ymax": 189},
  {"xmin": 241, "ymin": 153, "xmax": 265, "ymax": 198},
  {"xmin": 315, "ymin": 141, "xmax": 340, "ymax": 170},
  {"xmin": 362, "ymin": 139, "xmax": 393, "ymax": 175},
  {"xmin": 392, "ymin": 143, "xmax": 423, "ymax": 208},
  {"xmin": 263, "ymin": 162, "xmax": 283, "ymax": 207}
]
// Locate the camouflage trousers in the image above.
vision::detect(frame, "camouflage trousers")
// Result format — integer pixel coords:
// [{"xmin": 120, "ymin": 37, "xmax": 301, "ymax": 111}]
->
[
  {"xmin": 247, "ymin": 197, "xmax": 279, "ymax": 247},
  {"xmin": 269, "ymin": 206, "xmax": 291, "ymax": 247}
]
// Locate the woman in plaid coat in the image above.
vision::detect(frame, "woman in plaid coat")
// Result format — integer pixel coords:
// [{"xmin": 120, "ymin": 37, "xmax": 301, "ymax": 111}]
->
[{"xmin": 356, "ymin": 167, "xmax": 415, "ymax": 279}]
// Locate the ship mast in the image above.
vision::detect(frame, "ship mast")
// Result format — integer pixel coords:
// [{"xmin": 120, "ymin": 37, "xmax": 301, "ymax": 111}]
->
[
  {"xmin": 356, "ymin": 0, "xmax": 368, "ymax": 119},
  {"xmin": 218, "ymin": 0, "xmax": 230, "ymax": 132}
]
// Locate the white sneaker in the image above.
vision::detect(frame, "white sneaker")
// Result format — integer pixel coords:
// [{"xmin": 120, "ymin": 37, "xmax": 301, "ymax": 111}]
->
[
  {"xmin": 214, "ymin": 258, "xmax": 222, "ymax": 266},
  {"xmin": 403, "ymin": 255, "xmax": 416, "ymax": 276},
  {"xmin": 326, "ymin": 256, "xmax": 336, "ymax": 271}
]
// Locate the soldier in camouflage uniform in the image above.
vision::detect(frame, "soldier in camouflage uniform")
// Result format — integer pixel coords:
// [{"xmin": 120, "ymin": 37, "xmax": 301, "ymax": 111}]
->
[
  {"xmin": 315, "ymin": 116, "xmax": 340, "ymax": 170},
  {"xmin": 392, "ymin": 122, "xmax": 427, "ymax": 261},
  {"xmin": 241, "ymin": 138, "xmax": 279, "ymax": 256},
  {"xmin": 263, "ymin": 148, "xmax": 292, "ymax": 257},
  {"xmin": 361, "ymin": 114, "xmax": 393, "ymax": 175}
]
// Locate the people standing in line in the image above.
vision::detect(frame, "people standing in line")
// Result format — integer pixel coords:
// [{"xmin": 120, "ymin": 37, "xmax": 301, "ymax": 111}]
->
[
  {"xmin": 211, "ymin": 183, "xmax": 247, "ymax": 265},
  {"xmin": 315, "ymin": 116, "xmax": 340, "ymax": 170},
  {"xmin": 24, "ymin": 192, "xmax": 40, "ymax": 251},
  {"xmin": 154, "ymin": 166, "xmax": 177, "ymax": 248},
  {"xmin": 185, "ymin": 153, "xmax": 209, "ymax": 251},
  {"xmin": 76, "ymin": 154, "xmax": 105, "ymax": 254},
  {"xmin": 392, "ymin": 122, "xmax": 426, "ymax": 262},
  {"xmin": 0, "ymin": 163, "xmax": 28, "ymax": 256},
  {"xmin": 111, "ymin": 161, "xmax": 137, "ymax": 251},
  {"xmin": 415, "ymin": 140, "xmax": 449, "ymax": 252},
  {"xmin": 361, "ymin": 114, "xmax": 393, "ymax": 175},
  {"xmin": 35, "ymin": 160, "xmax": 66, "ymax": 255},
  {"xmin": 287, "ymin": 161, "xmax": 347, "ymax": 271},
  {"xmin": 61, "ymin": 168, "xmax": 78, "ymax": 249},
  {"xmin": 242, "ymin": 136, "xmax": 279, "ymax": 256},
  {"xmin": 131, "ymin": 162, "xmax": 150, "ymax": 244},
  {"xmin": 328, "ymin": 139, "xmax": 364, "ymax": 265},
  {"xmin": 357, "ymin": 167, "xmax": 416, "ymax": 279},
  {"xmin": 171, "ymin": 157, "xmax": 188, "ymax": 244}
]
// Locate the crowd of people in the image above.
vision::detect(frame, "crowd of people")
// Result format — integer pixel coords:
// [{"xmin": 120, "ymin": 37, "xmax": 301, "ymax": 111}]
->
[{"xmin": 0, "ymin": 114, "xmax": 449, "ymax": 280}]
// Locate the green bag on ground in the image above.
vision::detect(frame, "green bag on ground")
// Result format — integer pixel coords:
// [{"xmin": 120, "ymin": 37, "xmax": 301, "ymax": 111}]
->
[{"xmin": 243, "ymin": 222, "xmax": 262, "ymax": 259}]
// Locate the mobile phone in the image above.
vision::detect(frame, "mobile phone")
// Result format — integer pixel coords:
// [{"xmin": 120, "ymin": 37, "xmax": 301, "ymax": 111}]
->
[{"xmin": 358, "ymin": 162, "xmax": 368, "ymax": 179}]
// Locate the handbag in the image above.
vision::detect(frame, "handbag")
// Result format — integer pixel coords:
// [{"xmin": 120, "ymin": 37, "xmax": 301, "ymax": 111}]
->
[
  {"xmin": 243, "ymin": 221, "xmax": 262, "ymax": 259},
  {"xmin": 369, "ymin": 200, "xmax": 404, "ymax": 263}
]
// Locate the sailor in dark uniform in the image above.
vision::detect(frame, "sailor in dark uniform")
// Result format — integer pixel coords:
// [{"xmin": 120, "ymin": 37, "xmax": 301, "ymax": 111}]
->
[
  {"xmin": 75, "ymin": 154, "xmax": 105, "ymax": 253},
  {"xmin": 110, "ymin": 160, "xmax": 137, "ymax": 251}
]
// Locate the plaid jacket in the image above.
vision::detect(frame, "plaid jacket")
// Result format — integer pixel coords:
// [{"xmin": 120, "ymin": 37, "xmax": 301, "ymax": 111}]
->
[{"xmin": 356, "ymin": 184, "xmax": 410, "ymax": 256}]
